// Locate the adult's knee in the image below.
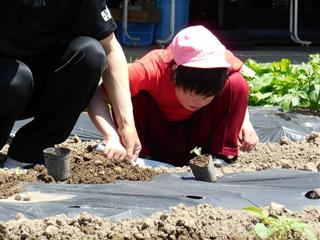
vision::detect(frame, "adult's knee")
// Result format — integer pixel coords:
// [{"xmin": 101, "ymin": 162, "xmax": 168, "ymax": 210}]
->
[
  {"xmin": 0, "ymin": 60, "xmax": 33, "ymax": 103},
  {"xmin": 67, "ymin": 37, "xmax": 106, "ymax": 73}
]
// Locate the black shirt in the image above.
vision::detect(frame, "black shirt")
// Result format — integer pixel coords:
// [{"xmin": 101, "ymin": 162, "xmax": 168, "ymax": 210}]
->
[{"xmin": 0, "ymin": 0, "xmax": 117, "ymax": 58}]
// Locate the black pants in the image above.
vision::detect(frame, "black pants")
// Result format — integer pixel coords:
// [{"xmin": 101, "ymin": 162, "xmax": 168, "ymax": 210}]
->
[{"xmin": 0, "ymin": 37, "xmax": 106, "ymax": 163}]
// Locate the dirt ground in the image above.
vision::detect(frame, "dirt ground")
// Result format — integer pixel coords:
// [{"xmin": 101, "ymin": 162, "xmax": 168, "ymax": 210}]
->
[{"xmin": 0, "ymin": 133, "xmax": 320, "ymax": 239}]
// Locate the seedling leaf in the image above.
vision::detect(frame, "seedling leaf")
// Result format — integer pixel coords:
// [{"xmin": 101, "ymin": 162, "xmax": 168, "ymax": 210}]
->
[
  {"xmin": 244, "ymin": 206, "xmax": 316, "ymax": 240},
  {"xmin": 254, "ymin": 223, "xmax": 272, "ymax": 239},
  {"xmin": 190, "ymin": 146, "xmax": 202, "ymax": 156}
]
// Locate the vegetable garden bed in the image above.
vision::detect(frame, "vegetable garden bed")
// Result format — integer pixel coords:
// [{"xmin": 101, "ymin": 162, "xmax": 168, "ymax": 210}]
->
[{"xmin": 0, "ymin": 133, "xmax": 320, "ymax": 239}]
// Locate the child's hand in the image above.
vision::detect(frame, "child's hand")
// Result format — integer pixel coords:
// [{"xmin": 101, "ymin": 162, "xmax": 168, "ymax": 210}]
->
[
  {"xmin": 102, "ymin": 138, "xmax": 127, "ymax": 160},
  {"xmin": 238, "ymin": 121, "xmax": 259, "ymax": 152}
]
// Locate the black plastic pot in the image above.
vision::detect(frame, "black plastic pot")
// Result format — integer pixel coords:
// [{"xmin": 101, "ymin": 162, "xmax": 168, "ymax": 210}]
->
[{"xmin": 189, "ymin": 154, "xmax": 217, "ymax": 182}]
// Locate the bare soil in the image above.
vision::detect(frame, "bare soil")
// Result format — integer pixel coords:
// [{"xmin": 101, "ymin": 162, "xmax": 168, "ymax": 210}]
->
[
  {"xmin": 0, "ymin": 133, "xmax": 320, "ymax": 239},
  {"xmin": 0, "ymin": 138, "xmax": 187, "ymax": 199}
]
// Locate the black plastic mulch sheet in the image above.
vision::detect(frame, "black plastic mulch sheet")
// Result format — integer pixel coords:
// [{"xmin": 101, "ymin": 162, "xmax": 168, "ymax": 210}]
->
[
  {"xmin": 11, "ymin": 107, "xmax": 320, "ymax": 143},
  {"xmin": 0, "ymin": 169, "xmax": 319, "ymax": 222},
  {"xmin": 11, "ymin": 112, "xmax": 102, "ymax": 142},
  {"xmin": 249, "ymin": 107, "xmax": 320, "ymax": 142}
]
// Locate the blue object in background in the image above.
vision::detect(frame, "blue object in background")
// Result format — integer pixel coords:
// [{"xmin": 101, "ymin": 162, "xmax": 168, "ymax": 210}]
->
[
  {"xmin": 155, "ymin": 0, "xmax": 190, "ymax": 42},
  {"xmin": 116, "ymin": 22, "xmax": 155, "ymax": 46}
]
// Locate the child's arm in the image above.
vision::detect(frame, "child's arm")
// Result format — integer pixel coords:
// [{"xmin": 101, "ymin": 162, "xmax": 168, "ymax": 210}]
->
[
  {"xmin": 225, "ymin": 50, "xmax": 258, "ymax": 152},
  {"xmin": 240, "ymin": 64, "xmax": 256, "ymax": 77},
  {"xmin": 238, "ymin": 108, "xmax": 259, "ymax": 152},
  {"xmin": 88, "ymin": 84, "xmax": 127, "ymax": 160},
  {"xmin": 225, "ymin": 49, "xmax": 256, "ymax": 77},
  {"xmin": 238, "ymin": 60, "xmax": 258, "ymax": 152}
]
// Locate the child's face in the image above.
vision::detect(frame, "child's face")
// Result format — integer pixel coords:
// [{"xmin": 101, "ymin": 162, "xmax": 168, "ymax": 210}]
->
[{"xmin": 175, "ymin": 87, "xmax": 214, "ymax": 111}]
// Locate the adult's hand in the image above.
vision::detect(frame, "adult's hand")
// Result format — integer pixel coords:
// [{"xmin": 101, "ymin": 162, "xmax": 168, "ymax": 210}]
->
[
  {"xmin": 118, "ymin": 125, "xmax": 141, "ymax": 161},
  {"xmin": 100, "ymin": 34, "xmax": 141, "ymax": 160}
]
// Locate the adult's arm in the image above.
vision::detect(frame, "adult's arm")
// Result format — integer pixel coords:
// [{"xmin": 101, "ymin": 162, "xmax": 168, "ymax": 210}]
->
[{"xmin": 99, "ymin": 33, "xmax": 141, "ymax": 161}]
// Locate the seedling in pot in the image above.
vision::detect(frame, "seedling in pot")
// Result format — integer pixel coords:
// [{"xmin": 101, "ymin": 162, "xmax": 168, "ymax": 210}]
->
[
  {"xmin": 244, "ymin": 206, "xmax": 316, "ymax": 240},
  {"xmin": 189, "ymin": 146, "xmax": 217, "ymax": 182},
  {"xmin": 189, "ymin": 147, "xmax": 209, "ymax": 167}
]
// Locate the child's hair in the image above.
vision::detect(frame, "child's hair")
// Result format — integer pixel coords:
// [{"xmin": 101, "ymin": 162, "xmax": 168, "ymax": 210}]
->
[{"xmin": 174, "ymin": 65, "xmax": 228, "ymax": 97}]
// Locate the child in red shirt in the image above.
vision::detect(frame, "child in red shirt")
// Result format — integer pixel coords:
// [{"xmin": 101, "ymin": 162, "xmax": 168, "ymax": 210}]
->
[{"xmin": 88, "ymin": 25, "xmax": 258, "ymax": 166}]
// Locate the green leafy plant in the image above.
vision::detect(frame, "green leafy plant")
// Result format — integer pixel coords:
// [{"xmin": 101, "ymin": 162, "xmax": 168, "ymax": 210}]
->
[
  {"xmin": 243, "ymin": 54, "xmax": 320, "ymax": 112},
  {"xmin": 190, "ymin": 146, "xmax": 202, "ymax": 156},
  {"xmin": 244, "ymin": 206, "xmax": 316, "ymax": 240},
  {"xmin": 15, "ymin": 167, "xmax": 22, "ymax": 175}
]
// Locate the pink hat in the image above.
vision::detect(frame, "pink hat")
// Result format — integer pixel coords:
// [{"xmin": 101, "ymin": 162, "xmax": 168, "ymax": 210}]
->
[{"xmin": 170, "ymin": 25, "xmax": 230, "ymax": 69}]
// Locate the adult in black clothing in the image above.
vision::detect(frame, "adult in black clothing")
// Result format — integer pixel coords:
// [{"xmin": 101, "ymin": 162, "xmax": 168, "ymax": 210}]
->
[{"xmin": 0, "ymin": 0, "xmax": 141, "ymax": 168}]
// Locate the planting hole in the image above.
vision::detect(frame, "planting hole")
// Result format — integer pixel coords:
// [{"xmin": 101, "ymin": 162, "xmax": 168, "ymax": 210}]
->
[
  {"xmin": 305, "ymin": 189, "xmax": 320, "ymax": 199},
  {"xmin": 185, "ymin": 195, "xmax": 203, "ymax": 200},
  {"xmin": 68, "ymin": 205, "xmax": 81, "ymax": 208}
]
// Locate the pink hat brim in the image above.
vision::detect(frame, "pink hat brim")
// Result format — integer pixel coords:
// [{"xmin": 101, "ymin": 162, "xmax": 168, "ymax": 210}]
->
[{"xmin": 181, "ymin": 58, "xmax": 231, "ymax": 69}]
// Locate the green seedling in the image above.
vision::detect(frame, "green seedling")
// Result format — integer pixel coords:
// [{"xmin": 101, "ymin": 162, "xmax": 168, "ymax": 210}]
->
[
  {"xmin": 190, "ymin": 146, "xmax": 202, "ymax": 156},
  {"xmin": 15, "ymin": 167, "xmax": 21, "ymax": 175},
  {"xmin": 244, "ymin": 206, "xmax": 316, "ymax": 240}
]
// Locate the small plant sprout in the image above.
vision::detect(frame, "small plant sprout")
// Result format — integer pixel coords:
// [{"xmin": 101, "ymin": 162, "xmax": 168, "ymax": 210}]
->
[
  {"xmin": 190, "ymin": 146, "xmax": 202, "ymax": 156},
  {"xmin": 244, "ymin": 206, "xmax": 316, "ymax": 240},
  {"xmin": 15, "ymin": 167, "xmax": 21, "ymax": 175}
]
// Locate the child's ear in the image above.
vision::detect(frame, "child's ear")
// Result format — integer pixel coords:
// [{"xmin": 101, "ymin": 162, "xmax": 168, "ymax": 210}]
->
[
  {"xmin": 172, "ymin": 64, "xmax": 178, "ymax": 71},
  {"xmin": 172, "ymin": 64, "xmax": 178, "ymax": 80}
]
